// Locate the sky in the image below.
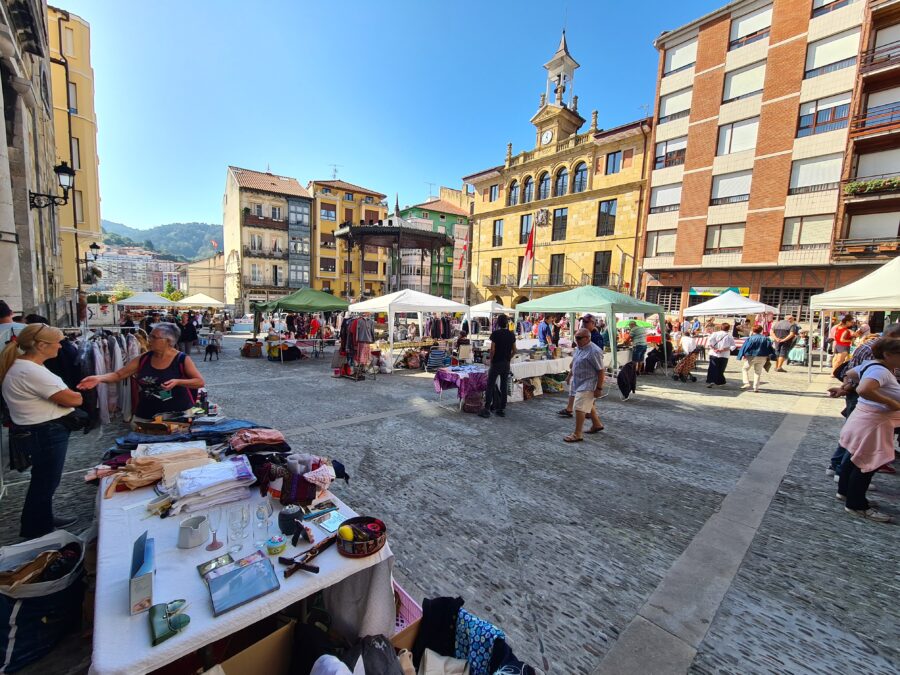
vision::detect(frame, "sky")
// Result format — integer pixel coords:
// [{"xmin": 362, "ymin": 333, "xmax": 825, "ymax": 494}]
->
[{"xmin": 62, "ymin": 0, "xmax": 724, "ymax": 229}]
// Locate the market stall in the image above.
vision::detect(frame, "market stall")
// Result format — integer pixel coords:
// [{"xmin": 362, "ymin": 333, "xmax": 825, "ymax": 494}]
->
[
  {"xmin": 348, "ymin": 289, "xmax": 469, "ymax": 372},
  {"xmin": 177, "ymin": 293, "xmax": 225, "ymax": 308},
  {"xmin": 252, "ymin": 288, "xmax": 348, "ymax": 362},
  {"xmin": 808, "ymin": 257, "xmax": 900, "ymax": 379},
  {"xmin": 681, "ymin": 290, "xmax": 777, "ymax": 318},
  {"xmin": 514, "ymin": 286, "xmax": 667, "ymax": 372}
]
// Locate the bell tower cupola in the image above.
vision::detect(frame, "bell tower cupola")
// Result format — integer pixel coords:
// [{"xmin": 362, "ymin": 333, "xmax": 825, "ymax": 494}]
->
[{"xmin": 544, "ymin": 31, "xmax": 579, "ymax": 109}]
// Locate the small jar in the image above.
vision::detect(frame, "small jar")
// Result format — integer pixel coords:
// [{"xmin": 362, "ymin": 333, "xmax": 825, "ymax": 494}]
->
[{"xmin": 266, "ymin": 535, "xmax": 287, "ymax": 556}]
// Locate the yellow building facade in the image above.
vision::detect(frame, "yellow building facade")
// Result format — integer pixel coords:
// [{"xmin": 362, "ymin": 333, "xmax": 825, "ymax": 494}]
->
[
  {"xmin": 48, "ymin": 7, "xmax": 102, "ymax": 291},
  {"xmin": 307, "ymin": 179, "xmax": 388, "ymax": 299},
  {"xmin": 464, "ymin": 34, "xmax": 650, "ymax": 308}
]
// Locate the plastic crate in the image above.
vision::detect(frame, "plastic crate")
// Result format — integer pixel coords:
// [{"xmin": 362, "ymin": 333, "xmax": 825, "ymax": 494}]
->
[{"xmin": 393, "ymin": 581, "xmax": 422, "ymax": 634}]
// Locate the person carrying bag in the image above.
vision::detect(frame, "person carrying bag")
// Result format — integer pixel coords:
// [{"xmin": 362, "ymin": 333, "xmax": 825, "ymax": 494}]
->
[{"xmin": 0, "ymin": 324, "xmax": 84, "ymax": 539}]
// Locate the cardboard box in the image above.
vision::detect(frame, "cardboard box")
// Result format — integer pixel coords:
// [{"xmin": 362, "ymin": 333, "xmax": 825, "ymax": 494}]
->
[
  {"xmin": 129, "ymin": 531, "xmax": 155, "ymax": 615},
  {"xmin": 219, "ymin": 619, "xmax": 295, "ymax": 675},
  {"xmin": 390, "ymin": 617, "xmax": 421, "ymax": 651}
]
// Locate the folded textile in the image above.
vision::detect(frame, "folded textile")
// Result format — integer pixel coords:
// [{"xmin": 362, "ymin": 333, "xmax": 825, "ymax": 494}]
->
[
  {"xmin": 175, "ymin": 456, "xmax": 254, "ymax": 499},
  {"xmin": 230, "ymin": 428, "xmax": 286, "ymax": 453},
  {"xmin": 104, "ymin": 449, "xmax": 209, "ymax": 498},
  {"xmin": 173, "ymin": 486, "xmax": 251, "ymax": 514},
  {"xmin": 303, "ymin": 464, "xmax": 336, "ymax": 490},
  {"xmin": 454, "ymin": 609, "xmax": 505, "ymax": 675},
  {"xmin": 133, "ymin": 441, "xmax": 207, "ymax": 458},
  {"xmin": 161, "ymin": 457, "xmax": 215, "ymax": 491},
  {"xmin": 413, "ymin": 597, "xmax": 465, "ymax": 667},
  {"xmin": 420, "ymin": 648, "xmax": 469, "ymax": 674},
  {"xmin": 115, "ymin": 419, "xmax": 263, "ymax": 449}
]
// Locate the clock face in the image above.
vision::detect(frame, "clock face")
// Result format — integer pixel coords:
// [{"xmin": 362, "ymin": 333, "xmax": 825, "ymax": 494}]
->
[{"xmin": 541, "ymin": 130, "xmax": 553, "ymax": 145}]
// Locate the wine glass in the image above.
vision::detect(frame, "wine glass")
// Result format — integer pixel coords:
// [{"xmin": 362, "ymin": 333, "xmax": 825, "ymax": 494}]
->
[
  {"xmin": 254, "ymin": 504, "xmax": 269, "ymax": 549},
  {"xmin": 206, "ymin": 507, "xmax": 223, "ymax": 551},
  {"xmin": 228, "ymin": 504, "xmax": 249, "ymax": 554}
]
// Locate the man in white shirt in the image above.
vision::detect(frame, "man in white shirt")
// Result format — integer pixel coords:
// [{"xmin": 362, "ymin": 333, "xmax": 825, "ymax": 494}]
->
[{"xmin": 706, "ymin": 322, "xmax": 736, "ymax": 388}]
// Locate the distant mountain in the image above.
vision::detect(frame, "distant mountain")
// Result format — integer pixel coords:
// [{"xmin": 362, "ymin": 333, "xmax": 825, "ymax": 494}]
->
[{"xmin": 101, "ymin": 219, "xmax": 223, "ymax": 261}]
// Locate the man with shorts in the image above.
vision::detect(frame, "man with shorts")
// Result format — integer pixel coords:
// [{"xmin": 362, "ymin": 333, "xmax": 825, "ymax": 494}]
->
[
  {"xmin": 771, "ymin": 315, "xmax": 799, "ymax": 372},
  {"xmin": 564, "ymin": 329, "xmax": 605, "ymax": 442},
  {"xmin": 629, "ymin": 321, "xmax": 647, "ymax": 374}
]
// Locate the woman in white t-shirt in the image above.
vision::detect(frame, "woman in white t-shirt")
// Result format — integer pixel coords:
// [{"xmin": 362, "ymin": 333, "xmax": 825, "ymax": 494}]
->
[
  {"xmin": 837, "ymin": 337, "xmax": 900, "ymax": 523},
  {"xmin": 0, "ymin": 323, "xmax": 83, "ymax": 538}
]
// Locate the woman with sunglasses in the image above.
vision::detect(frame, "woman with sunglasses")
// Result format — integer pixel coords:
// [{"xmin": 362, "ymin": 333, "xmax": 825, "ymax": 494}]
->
[
  {"xmin": 78, "ymin": 322, "xmax": 204, "ymax": 424},
  {"xmin": 0, "ymin": 323, "xmax": 83, "ymax": 538}
]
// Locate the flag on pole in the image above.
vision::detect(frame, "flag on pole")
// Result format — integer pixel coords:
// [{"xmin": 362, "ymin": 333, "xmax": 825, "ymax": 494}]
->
[
  {"xmin": 457, "ymin": 232, "xmax": 468, "ymax": 270},
  {"xmin": 519, "ymin": 223, "xmax": 535, "ymax": 288}
]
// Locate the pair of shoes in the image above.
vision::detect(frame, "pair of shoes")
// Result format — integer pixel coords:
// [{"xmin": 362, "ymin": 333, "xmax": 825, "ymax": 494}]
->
[
  {"xmin": 741, "ymin": 384, "xmax": 751, "ymax": 389},
  {"xmin": 837, "ymin": 493, "xmax": 878, "ymax": 507},
  {"xmin": 622, "ymin": 395, "xmax": 631, "ymax": 401},
  {"xmin": 844, "ymin": 507, "xmax": 892, "ymax": 523},
  {"xmin": 557, "ymin": 409, "xmax": 573, "ymax": 418},
  {"xmin": 753, "ymin": 387, "xmax": 759, "ymax": 392},
  {"xmin": 585, "ymin": 425, "xmax": 604, "ymax": 434},
  {"xmin": 53, "ymin": 515, "xmax": 78, "ymax": 529},
  {"xmin": 495, "ymin": 409, "xmax": 505, "ymax": 417},
  {"xmin": 478, "ymin": 409, "xmax": 491, "ymax": 419},
  {"xmin": 597, "ymin": 392, "xmax": 608, "ymax": 399},
  {"xmin": 825, "ymin": 468, "xmax": 835, "ymax": 477},
  {"xmin": 706, "ymin": 383, "xmax": 714, "ymax": 388},
  {"xmin": 776, "ymin": 368, "xmax": 787, "ymax": 373},
  {"xmin": 563, "ymin": 434, "xmax": 583, "ymax": 443},
  {"xmin": 877, "ymin": 463, "xmax": 896, "ymax": 474}
]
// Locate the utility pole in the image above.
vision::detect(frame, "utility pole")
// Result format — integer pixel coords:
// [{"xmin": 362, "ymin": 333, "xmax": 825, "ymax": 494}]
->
[
  {"xmin": 424, "ymin": 182, "xmax": 436, "ymax": 200},
  {"xmin": 328, "ymin": 164, "xmax": 343, "ymax": 180}
]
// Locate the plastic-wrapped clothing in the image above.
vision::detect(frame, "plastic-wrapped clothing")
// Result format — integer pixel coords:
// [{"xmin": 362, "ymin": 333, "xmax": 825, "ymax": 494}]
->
[
  {"xmin": 92, "ymin": 342, "xmax": 110, "ymax": 425},
  {"xmin": 616, "ymin": 362, "xmax": 637, "ymax": 398}
]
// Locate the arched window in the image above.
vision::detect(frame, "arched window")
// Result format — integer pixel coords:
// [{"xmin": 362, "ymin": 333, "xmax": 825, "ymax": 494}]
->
[
  {"xmin": 507, "ymin": 181, "xmax": 519, "ymax": 206},
  {"xmin": 554, "ymin": 167, "xmax": 568, "ymax": 197},
  {"xmin": 538, "ymin": 173, "xmax": 551, "ymax": 200},
  {"xmin": 573, "ymin": 162, "xmax": 588, "ymax": 193},
  {"xmin": 522, "ymin": 176, "xmax": 534, "ymax": 203}
]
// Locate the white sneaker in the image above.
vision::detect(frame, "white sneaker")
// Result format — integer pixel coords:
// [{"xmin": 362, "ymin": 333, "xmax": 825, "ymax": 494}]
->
[
  {"xmin": 825, "ymin": 468, "xmax": 835, "ymax": 477},
  {"xmin": 844, "ymin": 507, "xmax": 892, "ymax": 523},
  {"xmin": 835, "ymin": 492, "xmax": 845, "ymax": 501},
  {"xmin": 834, "ymin": 474, "xmax": 841, "ymax": 483}
]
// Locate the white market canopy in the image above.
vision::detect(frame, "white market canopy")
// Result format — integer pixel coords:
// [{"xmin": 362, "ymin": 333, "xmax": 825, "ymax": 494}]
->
[
  {"xmin": 178, "ymin": 293, "xmax": 224, "ymax": 307},
  {"xmin": 469, "ymin": 300, "xmax": 507, "ymax": 318},
  {"xmin": 809, "ymin": 257, "xmax": 900, "ymax": 311},
  {"xmin": 682, "ymin": 290, "xmax": 777, "ymax": 317},
  {"xmin": 113, "ymin": 292, "xmax": 175, "ymax": 307},
  {"xmin": 348, "ymin": 289, "xmax": 469, "ymax": 315}
]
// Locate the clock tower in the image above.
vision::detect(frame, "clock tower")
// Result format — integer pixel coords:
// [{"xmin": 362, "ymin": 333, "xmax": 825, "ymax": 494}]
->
[{"xmin": 530, "ymin": 31, "xmax": 585, "ymax": 148}]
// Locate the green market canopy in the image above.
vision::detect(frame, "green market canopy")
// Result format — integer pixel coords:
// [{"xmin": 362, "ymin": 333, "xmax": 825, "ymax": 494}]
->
[
  {"xmin": 514, "ymin": 286, "xmax": 666, "ymax": 370},
  {"xmin": 255, "ymin": 288, "xmax": 349, "ymax": 313}
]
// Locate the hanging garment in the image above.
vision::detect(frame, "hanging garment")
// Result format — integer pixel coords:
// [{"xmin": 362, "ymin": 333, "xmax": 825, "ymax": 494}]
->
[
  {"xmin": 92, "ymin": 342, "xmax": 110, "ymax": 425},
  {"xmin": 75, "ymin": 338, "xmax": 100, "ymax": 430},
  {"xmin": 617, "ymin": 362, "xmax": 637, "ymax": 398}
]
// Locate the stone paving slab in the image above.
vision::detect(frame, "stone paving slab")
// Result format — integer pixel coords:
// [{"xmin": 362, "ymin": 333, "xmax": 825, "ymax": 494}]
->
[{"xmin": 0, "ymin": 341, "xmax": 895, "ymax": 674}]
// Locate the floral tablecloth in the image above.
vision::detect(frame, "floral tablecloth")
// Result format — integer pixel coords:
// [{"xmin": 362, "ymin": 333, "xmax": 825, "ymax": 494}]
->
[{"xmin": 433, "ymin": 366, "xmax": 489, "ymax": 399}]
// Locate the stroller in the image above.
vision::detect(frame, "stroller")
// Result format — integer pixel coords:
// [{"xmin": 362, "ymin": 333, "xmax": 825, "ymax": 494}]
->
[{"xmin": 672, "ymin": 348, "xmax": 700, "ymax": 382}]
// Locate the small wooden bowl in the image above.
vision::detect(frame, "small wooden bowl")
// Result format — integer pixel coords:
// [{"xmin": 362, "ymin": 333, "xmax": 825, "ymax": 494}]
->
[{"xmin": 336, "ymin": 516, "xmax": 387, "ymax": 558}]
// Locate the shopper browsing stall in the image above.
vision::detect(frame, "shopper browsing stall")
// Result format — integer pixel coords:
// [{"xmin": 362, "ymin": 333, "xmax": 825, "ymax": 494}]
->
[
  {"xmin": 0, "ymin": 324, "xmax": 83, "ymax": 538},
  {"xmin": 78, "ymin": 322, "xmax": 205, "ymax": 424},
  {"xmin": 479, "ymin": 314, "xmax": 516, "ymax": 419}
]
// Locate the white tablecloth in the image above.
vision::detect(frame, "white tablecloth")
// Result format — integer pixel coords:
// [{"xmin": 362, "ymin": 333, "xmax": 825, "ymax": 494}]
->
[
  {"xmin": 509, "ymin": 357, "xmax": 572, "ymax": 380},
  {"xmin": 91, "ymin": 483, "xmax": 394, "ymax": 675}
]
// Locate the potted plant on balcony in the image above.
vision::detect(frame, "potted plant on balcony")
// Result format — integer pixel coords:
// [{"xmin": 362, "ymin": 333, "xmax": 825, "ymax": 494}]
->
[{"xmin": 844, "ymin": 176, "xmax": 900, "ymax": 196}]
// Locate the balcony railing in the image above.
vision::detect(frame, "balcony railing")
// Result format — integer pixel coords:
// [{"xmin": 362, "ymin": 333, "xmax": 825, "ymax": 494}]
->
[
  {"xmin": 654, "ymin": 149, "xmax": 686, "ymax": 170},
  {"xmin": 243, "ymin": 212, "xmax": 289, "ymax": 231},
  {"xmin": 812, "ymin": 0, "xmax": 852, "ymax": 18},
  {"xmin": 850, "ymin": 101, "xmax": 900, "ymax": 137},
  {"xmin": 243, "ymin": 245, "xmax": 287, "ymax": 259},
  {"xmin": 658, "ymin": 109, "xmax": 690, "ymax": 124},
  {"xmin": 804, "ymin": 56, "xmax": 857, "ymax": 79},
  {"xmin": 860, "ymin": 38, "xmax": 900, "ymax": 74},
  {"xmin": 834, "ymin": 236, "xmax": 900, "ymax": 256},
  {"xmin": 590, "ymin": 272, "xmax": 620, "ymax": 288},
  {"xmin": 780, "ymin": 243, "xmax": 831, "ymax": 252},
  {"xmin": 482, "ymin": 273, "xmax": 583, "ymax": 288},
  {"xmin": 843, "ymin": 172, "xmax": 900, "ymax": 197},
  {"xmin": 728, "ymin": 29, "xmax": 769, "ymax": 51},
  {"xmin": 710, "ymin": 194, "xmax": 750, "ymax": 206},
  {"xmin": 649, "ymin": 203, "xmax": 680, "ymax": 214},
  {"xmin": 788, "ymin": 182, "xmax": 840, "ymax": 195},
  {"xmin": 242, "ymin": 275, "xmax": 288, "ymax": 288}
]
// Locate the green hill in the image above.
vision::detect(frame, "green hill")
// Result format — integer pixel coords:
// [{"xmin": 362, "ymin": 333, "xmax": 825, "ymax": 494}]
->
[{"xmin": 101, "ymin": 219, "xmax": 223, "ymax": 261}]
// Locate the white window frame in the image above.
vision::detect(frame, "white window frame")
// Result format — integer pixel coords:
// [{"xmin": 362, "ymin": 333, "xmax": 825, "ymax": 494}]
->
[
  {"xmin": 647, "ymin": 229, "xmax": 677, "ymax": 256},
  {"xmin": 781, "ymin": 215, "xmax": 833, "ymax": 250},
  {"xmin": 717, "ymin": 117, "xmax": 759, "ymax": 155},
  {"xmin": 723, "ymin": 61, "xmax": 766, "ymax": 103}
]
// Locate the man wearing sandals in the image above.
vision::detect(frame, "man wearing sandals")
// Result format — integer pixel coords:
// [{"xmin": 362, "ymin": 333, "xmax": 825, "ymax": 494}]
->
[{"xmin": 564, "ymin": 329, "xmax": 605, "ymax": 442}]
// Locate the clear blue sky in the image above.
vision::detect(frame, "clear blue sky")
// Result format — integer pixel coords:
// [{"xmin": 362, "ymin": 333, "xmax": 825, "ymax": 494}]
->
[{"xmin": 63, "ymin": 0, "xmax": 723, "ymax": 229}]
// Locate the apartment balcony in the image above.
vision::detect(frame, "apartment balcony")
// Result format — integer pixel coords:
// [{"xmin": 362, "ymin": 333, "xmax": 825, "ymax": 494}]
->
[
  {"xmin": 243, "ymin": 212, "xmax": 288, "ymax": 232},
  {"xmin": 242, "ymin": 245, "xmax": 287, "ymax": 260},
  {"xmin": 242, "ymin": 275, "xmax": 289, "ymax": 289},
  {"xmin": 842, "ymin": 172, "xmax": 900, "ymax": 207},
  {"xmin": 833, "ymin": 236, "xmax": 900, "ymax": 258},
  {"xmin": 860, "ymin": 39, "xmax": 900, "ymax": 79},
  {"xmin": 778, "ymin": 243, "xmax": 832, "ymax": 266},
  {"xmin": 481, "ymin": 273, "xmax": 584, "ymax": 288},
  {"xmin": 642, "ymin": 255, "xmax": 675, "ymax": 270},
  {"xmin": 701, "ymin": 251, "xmax": 743, "ymax": 267},
  {"xmin": 849, "ymin": 101, "xmax": 900, "ymax": 142}
]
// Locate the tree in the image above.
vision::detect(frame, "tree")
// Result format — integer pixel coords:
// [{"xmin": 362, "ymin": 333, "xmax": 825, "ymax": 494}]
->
[
  {"xmin": 112, "ymin": 282, "xmax": 133, "ymax": 301},
  {"xmin": 168, "ymin": 290, "xmax": 185, "ymax": 302},
  {"xmin": 162, "ymin": 280, "xmax": 177, "ymax": 297},
  {"xmin": 144, "ymin": 239, "xmax": 156, "ymax": 251}
]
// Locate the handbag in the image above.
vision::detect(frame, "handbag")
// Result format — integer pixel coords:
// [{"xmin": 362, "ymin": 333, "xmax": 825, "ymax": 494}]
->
[
  {"xmin": 763, "ymin": 358, "xmax": 772, "ymax": 372},
  {"xmin": 8, "ymin": 429, "xmax": 33, "ymax": 472}
]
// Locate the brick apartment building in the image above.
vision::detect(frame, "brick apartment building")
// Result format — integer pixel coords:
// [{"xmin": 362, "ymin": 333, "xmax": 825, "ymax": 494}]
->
[{"xmin": 642, "ymin": 0, "xmax": 890, "ymax": 319}]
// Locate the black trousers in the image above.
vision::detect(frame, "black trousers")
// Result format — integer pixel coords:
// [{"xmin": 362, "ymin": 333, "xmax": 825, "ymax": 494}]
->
[
  {"xmin": 837, "ymin": 460, "xmax": 876, "ymax": 511},
  {"xmin": 483, "ymin": 361, "xmax": 510, "ymax": 411},
  {"xmin": 707, "ymin": 356, "xmax": 728, "ymax": 385}
]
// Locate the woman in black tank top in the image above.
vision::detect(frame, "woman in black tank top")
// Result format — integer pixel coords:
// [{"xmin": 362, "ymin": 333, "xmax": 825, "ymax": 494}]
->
[{"xmin": 78, "ymin": 322, "xmax": 205, "ymax": 421}]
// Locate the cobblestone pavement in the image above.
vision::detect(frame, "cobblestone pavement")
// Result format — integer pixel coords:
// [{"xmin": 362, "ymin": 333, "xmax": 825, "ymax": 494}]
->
[{"xmin": 0, "ymin": 338, "xmax": 896, "ymax": 674}]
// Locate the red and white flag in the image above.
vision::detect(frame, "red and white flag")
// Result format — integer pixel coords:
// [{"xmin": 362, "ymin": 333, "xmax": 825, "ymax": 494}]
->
[
  {"xmin": 519, "ymin": 223, "xmax": 535, "ymax": 287},
  {"xmin": 457, "ymin": 232, "xmax": 468, "ymax": 271}
]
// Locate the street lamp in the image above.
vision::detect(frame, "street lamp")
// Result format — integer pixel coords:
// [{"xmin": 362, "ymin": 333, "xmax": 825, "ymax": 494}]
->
[{"xmin": 29, "ymin": 162, "xmax": 76, "ymax": 209}]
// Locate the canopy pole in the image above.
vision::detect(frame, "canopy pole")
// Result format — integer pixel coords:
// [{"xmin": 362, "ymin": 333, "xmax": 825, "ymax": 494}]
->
[
  {"xmin": 607, "ymin": 311, "xmax": 618, "ymax": 374},
  {"xmin": 388, "ymin": 308, "xmax": 394, "ymax": 374}
]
